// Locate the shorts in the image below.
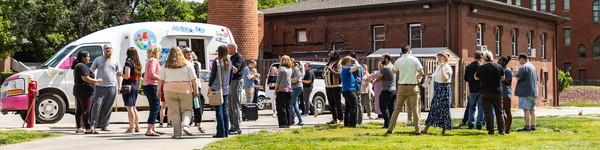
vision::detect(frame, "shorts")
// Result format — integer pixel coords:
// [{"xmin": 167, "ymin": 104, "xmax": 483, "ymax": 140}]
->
[{"xmin": 518, "ymin": 97, "xmax": 537, "ymax": 111}]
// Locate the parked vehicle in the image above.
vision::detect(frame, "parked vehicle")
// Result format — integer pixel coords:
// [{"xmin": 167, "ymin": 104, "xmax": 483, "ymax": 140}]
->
[
  {"xmin": 264, "ymin": 61, "xmax": 331, "ymax": 115},
  {"xmin": 0, "ymin": 22, "xmax": 236, "ymax": 123}
]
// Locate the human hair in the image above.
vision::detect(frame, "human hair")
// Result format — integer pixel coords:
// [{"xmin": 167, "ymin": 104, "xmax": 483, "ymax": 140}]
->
[
  {"xmin": 401, "ymin": 44, "xmax": 411, "ymax": 54},
  {"xmin": 350, "ymin": 52, "xmax": 358, "ymax": 59},
  {"xmin": 165, "ymin": 46, "xmax": 187, "ymax": 68},
  {"xmin": 500, "ymin": 55, "xmax": 511, "ymax": 67},
  {"xmin": 482, "ymin": 51, "xmax": 494, "ymax": 62},
  {"xmin": 381, "ymin": 54, "xmax": 392, "ymax": 65},
  {"xmin": 147, "ymin": 44, "xmax": 161, "ymax": 59},
  {"xmin": 328, "ymin": 50, "xmax": 340, "ymax": 63},
  {"xmin": 126, "ymin": 47, "xmax": 142, "ymax": 76},
  {"xmin": 341, "ymin": 56, "xmax": 353, "ymax": 66},
  {"xmin": 437, "ymin": 53, "xmax": 449, "ymax": 62},
  {"xmin": 248, "ymin": 60, "xmax": 257, "ymax": 65},
  {"xmin": 473, "ymin": 51, "xmax": 482, "ymax": 60},
  {"xmin": 217, "ymin": 45, "xmax": 229, "ymax": 70},
  {"xmin": 71, "ymin": 51, "xmax": 89, "ymax": 69},
  {"xmin": 280, "ymin": 55, "xmax": 293, "ymax": 68},
  {"xmin": 518, "ymin": 53, "xmax": 529, "ymax": 61},
  {"xmin": 227, "ymin": 43, "xmax": 238, "ymax": 52}
]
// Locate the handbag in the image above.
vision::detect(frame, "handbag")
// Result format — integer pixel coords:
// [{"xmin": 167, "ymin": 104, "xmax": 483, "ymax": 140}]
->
[
  {"xmin": 208, "ymin": 60, "xmax": 224, "ymax": 106},
  {"xmin": 120, "ymin": 85, "xmax": 132, "ymax": 94}
]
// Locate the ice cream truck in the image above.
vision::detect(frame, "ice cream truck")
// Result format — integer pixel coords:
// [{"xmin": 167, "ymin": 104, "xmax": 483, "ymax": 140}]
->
[{"xmin": 0, "ymin": 22, "xmax": 236, "ymax": 123}]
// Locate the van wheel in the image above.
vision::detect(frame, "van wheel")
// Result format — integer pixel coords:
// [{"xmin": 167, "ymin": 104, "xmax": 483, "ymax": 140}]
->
[
  {"xmin": 312, "ymin": 93, "xmax": 326, "ymax": 115},
  {"xmin": 36, "ymin": 93, "xmax": 66, "ymax": 124}
]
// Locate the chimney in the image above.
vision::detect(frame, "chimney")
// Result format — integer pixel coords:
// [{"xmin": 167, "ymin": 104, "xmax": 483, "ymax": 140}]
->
[{"xmin": 208, "ymin": 0, "xmax": 260, "ymax": 60}]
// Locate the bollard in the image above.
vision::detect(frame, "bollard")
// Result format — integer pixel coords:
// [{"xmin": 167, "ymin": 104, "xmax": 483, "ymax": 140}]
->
[{"xmin": 26, "ymin": 80, "xmax": 38, "ymax": 128}]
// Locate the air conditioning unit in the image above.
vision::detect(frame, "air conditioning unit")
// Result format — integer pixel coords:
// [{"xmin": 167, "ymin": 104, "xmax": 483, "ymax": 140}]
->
[
  {"xmin": 477, "ymin": 45, "xmax": 488, "ymax": 52},
  {"xmin": 530, "ymin": 48, "xmax": 536, "ymax": 58}
]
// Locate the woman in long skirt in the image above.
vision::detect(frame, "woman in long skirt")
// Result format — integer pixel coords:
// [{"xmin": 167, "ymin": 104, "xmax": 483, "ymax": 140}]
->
[{"xmin": 422, "ymin": 53, "xmax": 453, "ymax": 135}]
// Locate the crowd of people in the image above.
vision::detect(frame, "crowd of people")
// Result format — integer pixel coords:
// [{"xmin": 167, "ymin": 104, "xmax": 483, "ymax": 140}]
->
[{"xmin": 70, "ymin": 42, "xmax": 539, "ymax": 139}]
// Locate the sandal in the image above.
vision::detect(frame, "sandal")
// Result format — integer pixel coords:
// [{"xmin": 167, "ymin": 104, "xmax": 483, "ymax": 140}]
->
[
  {"xmin": 124, "ymin": 128, "xmax": 134, "ymax": 133},
  {"xmin": 155, "ymin": 131, "xmax": 165, "ymax": 135},
  {"xmin": 135, "ymin": 128, "xmax": 140, "ymax": 133},
  {"xmin": 198, "ymin": 127, "xmax": 206, "ymax": 133},
  {"xmin": 145, "ymin": 132, "xmax": 160, "ymax": 136}
]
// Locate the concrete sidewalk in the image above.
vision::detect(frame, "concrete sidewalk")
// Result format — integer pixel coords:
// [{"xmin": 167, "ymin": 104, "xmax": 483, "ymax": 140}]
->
[{"xmin": 1, "ymin": 107, "xmax": 599, "ymax": 150}]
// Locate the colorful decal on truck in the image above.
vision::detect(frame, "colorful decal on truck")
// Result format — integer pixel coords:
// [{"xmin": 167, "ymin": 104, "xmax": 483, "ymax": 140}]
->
[{"xmin": 133, "ymin": 29, "xmax": 157, "ymax": 51}]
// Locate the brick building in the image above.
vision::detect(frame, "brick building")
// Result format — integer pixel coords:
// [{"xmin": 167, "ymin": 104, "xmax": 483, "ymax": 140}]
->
[
  {"xmin": 207, "ymin": 0, "xmax": 260, "ymax": 60},
  {"xmin": 495, "ymin": 0, "xmax": 600, "ymax": 84},
  {"xmin": 261, "ymin": 0, "xmax": 568, "ymax": 106}
]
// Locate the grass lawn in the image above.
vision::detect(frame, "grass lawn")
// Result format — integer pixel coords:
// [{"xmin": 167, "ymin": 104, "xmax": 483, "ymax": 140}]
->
[
  {"xmin": 0, "ymin": 130, "xmax": 57, "ymax": 146},
  {"xmin": 204, "ymin": 116, "xmax": 600, "ymax": 150},
  {"xmin": 560, "ymin": 102, "xmax": 600, "ymax": 107}
]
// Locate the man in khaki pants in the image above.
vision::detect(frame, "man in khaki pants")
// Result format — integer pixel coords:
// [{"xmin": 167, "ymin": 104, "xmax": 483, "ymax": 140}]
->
[{"xmin": 386, "ymin": 45, "xmax": 425, "ymax": 135}]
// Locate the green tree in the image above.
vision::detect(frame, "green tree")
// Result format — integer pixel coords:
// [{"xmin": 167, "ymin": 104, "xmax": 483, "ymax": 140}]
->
[
  {"xmin": 133, "ymin": 0, "xmax": 196, "ymax": 22},
  {"xmin": 0, "ymin": 16, "xmax": 18, "ymax": 59},
  {"xmin": 258, "ymin": 0, "xmax": 296, "ymax": 10}
]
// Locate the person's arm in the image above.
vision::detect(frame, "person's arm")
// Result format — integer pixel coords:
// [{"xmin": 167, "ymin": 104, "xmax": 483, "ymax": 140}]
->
[
  {"xmin": 90, "ymin": 59, "xmax": 98, "ymax": 72},
  {"xmin": 440, "ymin": 65, "xmax": 450, "ymax": 82},
  {"xmin": 148, "ymin": 59, "xmax": 160, "ymax": 80},
  {"xmin": 82, "ymin": 76, "xmax": 102, "ymax": 84},
  {"xmin": 474, "ymin": 71, "xmax": 480, "ymax": 81},
  {"xmin": 515, "ymin": 67, "xmax": 524, "ymax": 80},
  {"xmin": 123, "ymin": 66, "xmax": 131, "ymax": 79},
  {"xmin": 158, "ymin": 80, "xmax": 164, "ymax": 97},
  {"xmin": 208, "ymin": 61, "xmax": 217, "ymax": 88},
  {"xmin": 464, "ymin": 65, "xmax": 470, "ymax": 82},
  {"xmin": 232, "ymin": 56, "xmax": 244, "ymax": 73},
  {"xmin": 77, "ymin": 65, "xmax": 102, "ymax": 84},
  {"xmin": 116, "ymin": 64, "xmax": 123, "ymax": 91},
  {"xmin": 499, "ymin": 66, "xmax": 505, "ymax": 81}
]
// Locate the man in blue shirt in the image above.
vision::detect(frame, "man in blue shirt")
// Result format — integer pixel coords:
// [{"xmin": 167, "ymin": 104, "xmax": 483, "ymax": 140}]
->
[
  {"xmin": 515, "ymin": 54, "xmax": 538, "ymax": 132},
  {"xmin": 242, "ymin": 60, "xmax": 259, "ymax": 104}
]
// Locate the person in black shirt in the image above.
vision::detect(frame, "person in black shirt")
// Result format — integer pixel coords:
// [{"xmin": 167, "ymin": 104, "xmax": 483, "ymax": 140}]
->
[
  {"xmin": 474, "ymin": 51, "xmax": 506, "ymax": 135},
  {"xmin": 463, "ymin": 52, "xmax": 485, "ymax": 129},
  {"xmin": 227, "ymin": 43, "xmax": 244, "ymax": 135},
  {"xmin": 72, "ymin": 51, "xmax": 102, "ymax": 134},
  {"xmin": 302, "ymin": 63, "xmax": 315, "ymax": 116}
]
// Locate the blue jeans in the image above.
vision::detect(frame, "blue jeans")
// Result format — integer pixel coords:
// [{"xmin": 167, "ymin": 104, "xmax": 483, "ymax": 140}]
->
[
  {"xmin": 143, "ymin": 85, "xmax": 161, "ymax": 124},
  {"xmin": 215, "ymin": 95, "xmax": 230, "ymax": 137},
  {"xmin": 467, "ymin": 92, "xmax": 484, "ymax": 126},
  {"xmin": 291, "ymin": 87, "xmax": 303, "ymax": 124},
  {"xmin": 90, "ymin": 86, "xmax": 116, "ymax": 128}
]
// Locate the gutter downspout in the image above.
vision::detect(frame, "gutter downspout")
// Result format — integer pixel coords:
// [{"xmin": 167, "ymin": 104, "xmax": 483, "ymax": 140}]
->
[{"xmin": 554, "ymin": 19, "xmax": 569, "ymax": 106}]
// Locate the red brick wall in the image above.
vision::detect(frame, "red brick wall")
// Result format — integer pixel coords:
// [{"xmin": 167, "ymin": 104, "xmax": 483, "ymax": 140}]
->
[{"xmin": 207, "ymin": 0, "xmax": 260, "ymax": 60}]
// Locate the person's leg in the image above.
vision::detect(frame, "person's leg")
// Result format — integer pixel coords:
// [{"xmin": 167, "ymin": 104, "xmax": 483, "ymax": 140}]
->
[
  {"xmin": 529, "ymin": 97, "xmax": 537, "ymax": 130},
  {"xmin": 466, "ymin": 93, "xmax": 477, "ymax": 128},
  {"xmin": 502, "ymin": 96, "xmax": 512, "ymax": 133},
  {"xmin": 387, "ymin": 87, "xmax": 407, "ymax": 133},
  {"xmin": 89, "ymin": 86, "xmax": 106, "ymax": 129},
  {"xmin": 285, "ymin": 92, "xmax": 294, "ymax": 126},
  {"xmin": 334, "ymin": 87, "xmax": 344, "ymax": 122},
  {"xmin": 475, "ymin": 93, "xmax": 484, "ymax": 129},
  {"xmin": 132, "ymin": 81, "xmax": 140, "ymax": 130},
  {"xmin": 144, "ymin": 85, "xmax": 159, "ymax": 133},
  {"xmin": 99, "ymin": 87, "xmax": 116, "ymax": 129},
  {"xmin": 356, "ymin": 91, "xmax": 363, "ymax": 125},
  {"xmin": 228, "ymin": 80, "xmax": 242, "ymax": 132},
  {"xmin": 275, "ymin": 92, "xmax": 287, "ymax": 126},
  {"xmin": 126, "ymin": 106, "xmax": 134, "ymax": 132},
  {"xmin": 75, "ymin": 96, "xmax": 84, "ymax": 130},
  {"xmin": 481, "ymin": 93, "xmax": 495, "ymax": 134},
  {"xmin": 291, "ymin": 87, "xmax": 303, "ymax": 124},
  {"xmin": 302, "ymin": 88, "xmax": 312, "ymax": 115},
  {"xmin": 361, "ymin": 93, "xmax": 372, "ymax": 118},
  {"xmin": 83, "ymin": 96, "xmax": 93, "ymax": 130},
  {"xmin": 326, "ymin": 88, "xmax": 339, "ymax": 122},
  {"xmin": 180, "ymin": 93, "xmax": 194, "ymax": 135},
  {"xmin": 214, "ymin": 101, "xmax": 225, "ymax": 137},
  {"xmin": 222, "ymin": 95, "xmax": 230, "ymax": 137},
  {"xmin": 492, "ymin": 94, "xmax": 506, "ymax": 134},
  {"xmin": 379, "ymin": 91, "xmax": 391, "ymax": 127},
  {"xmin": 407, "ymin": 85, "xmax": 420, "ymax": 133},
  {"xmin": 164, "ymin": 92, "xmax": 182, "ymax": 137}
]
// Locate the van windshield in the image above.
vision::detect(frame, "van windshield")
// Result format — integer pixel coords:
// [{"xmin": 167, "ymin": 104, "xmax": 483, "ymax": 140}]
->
[{"xmin": 40, "ymin": 45, "xmax": 77, "ymax": 69}]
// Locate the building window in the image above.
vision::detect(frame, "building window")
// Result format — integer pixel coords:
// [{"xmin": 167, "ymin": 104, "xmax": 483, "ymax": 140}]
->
[
  {"xmin": 409, "ymin": 23, "xmax": 422, "ymax": 48},
  {"xmin": 563, "ymin": 28, "xmax": 571, "ymax": 47},
  {"xmin": 507, "ymin": 0, "xmax": 512, "ymax": 5},
  {"xmin": 578, "ymin": 69, "xmax": 587, "ymax": 81},
  {"xmin": 332, "ymin": 42, "xmax": 344, "ymax": 50},
  {"xmin": 541, "ymin": 0, "xmax": 546, "ymax": 11},
  {"xmin": 531, "ymin": 0, "xmax": 537, "ymax": 11},
  {"xmin": 476, "ymin": 24, "xmax": 484, "ymax": 48},
  {"xmin": 541, "ymin": 33, "xmax": 546, "ymax": 59},
  {"xmin": 527, "ymin": 30, "xmax": 534, "ymax": 56},
  {"xmin": 372, "ymin": 25, "xmax": 385, "ymax": 51},
  {"xmin": 516, "ymin": 0, "xmax": 521, "ymax": 6},
  {"xmin": 512, "ymin": 28, "xmax": 518, "ymax": 56},
  {"xmin": 564, "ymin": 0, "xmax": 569, "ymax": 11},
  {"xmin": 594, "ymin": 36, "xmax": 600, "ymax": 58},
  {"xmin": 594, "ymin": 0, "xmax": 600, "ymax": 23},
  {"xmin": 550, "ymin": 0, "xmax": 556, "ymax": 11},
  {"xmin": 564, "ymin": 62, "xmax": 572, "ymax": 74},
  {"xmin": 495, "ymin": 26, "xmax": 503, "ymax": 56},
  {"xmin": 579, "ymin": 44, "xmax": 587, "ymax": 58},
  {"xmin": 296, "ymin": 29, "xmax": 307, "ymax": 43}
]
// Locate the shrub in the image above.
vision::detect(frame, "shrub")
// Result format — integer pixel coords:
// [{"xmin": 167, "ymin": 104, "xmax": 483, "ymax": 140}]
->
[
  {"xmin": 558, "ymin": 69, "xmax": 572, "ymax": 93},
  {"xmin": 0, "ymin": 72, "xmax": 16, "ymax": 84}
]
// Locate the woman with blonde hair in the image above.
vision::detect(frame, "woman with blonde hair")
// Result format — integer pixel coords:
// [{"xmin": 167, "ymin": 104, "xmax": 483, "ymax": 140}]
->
[
  {"xmin": 209, "ymin": 45, "xmax": 233, "ymax": 138},
  {"xmin": 275, "ymin": 55, "xmax": 294, "ymax": 128},
  {"xmin": 143, "ymin": 45, "xmax": 163, "ymax": 136},
  {"xmin": 183, "ymin": 47, "xmax": 206, "ymax": 133},
  {"xmin": 158, "ymin": 47, "xmax": 199, "ymax": 139}
]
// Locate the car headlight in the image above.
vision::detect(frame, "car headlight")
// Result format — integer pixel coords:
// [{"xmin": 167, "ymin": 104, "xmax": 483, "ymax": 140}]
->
[{"xmin": 1, "ymin": 78, "xmax": 26, "ymax": 98}]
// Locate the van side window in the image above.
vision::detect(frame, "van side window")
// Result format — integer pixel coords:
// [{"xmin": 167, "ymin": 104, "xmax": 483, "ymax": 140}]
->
[
  {"xmin": 312, "ymin": 64, "xmax": 325, "ymax": 79},
  {"xmin": 60, "ymin": 46, "xmax": 103, "ymax": 69}
]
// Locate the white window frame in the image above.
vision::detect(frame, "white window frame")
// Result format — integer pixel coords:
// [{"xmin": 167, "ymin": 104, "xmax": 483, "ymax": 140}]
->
[
  {"xmin": 476, "ymin": 24, "xmax": 483, "ymax": 47},
  {"xmin": 409, "ymin": 23, "xmax": 422, "ymax": 48},
  {"xmin": 564, "ymin": 28, "xmax": 571, "ymax": 47},
  {"xmin": 541, "ymin": 0, "xmax": 547, "ymax": 11},
  {"xmin": 512, "ymin": 29, "xmax": 518, "ymax": 56},
  {"xmin": 296, "ymin": 29, "xmax": 308, "ymax": 43},
  {"xmin": 531, "ymin": 0, "xmax": 538, "ymax": 11},
  {"xmin": 507, "ymin": 0, "xmax": 512, "ymax": 5},
  {"xmin": 528, "ymin": 31, "xmax": 534, "ymax": 55},
  {"xmin": 594, "ymin": 0, "xmax": 600, "ymax": 23},
  {"xmin": 564, "ymin": 0, "xmax": 570, "ymax": 11},
  {"xmin": 541, "ymin": 33, "xmax": 546, "ymax": 59},
  {"xmin": 372, "ymin": 25, "xmax": 385, "ymax": 51},
  {"xmin": 516, "ymin": 0, "xmax": 521, "ymax": 6},
  {"xmin": 550, "ymin": 0, "xmax": 556, "ymax": 11},
  {"xmin": 495, "ymin": 26, "xmax": 502, "ymax": 56}
]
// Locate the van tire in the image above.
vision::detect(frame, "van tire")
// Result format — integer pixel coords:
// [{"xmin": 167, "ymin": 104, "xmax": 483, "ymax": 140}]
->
[
  {"xmin": 312, "ymin": 93, "xmax": 326, "ymax": 116},
  {"xmin": 257, "ymin": 96, "xmax": 267, "ymax": 110},
  {"xmin": 36, "ymin": 93, "xmax": 66, "ymax": 124}
]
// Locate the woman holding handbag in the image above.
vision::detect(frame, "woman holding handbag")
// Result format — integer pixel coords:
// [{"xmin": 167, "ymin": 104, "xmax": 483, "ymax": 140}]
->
[
  {"xmin": 122, "ymin": 47, "xmax": 142, "ymax": 133},
  {"xmin": 208, "ymin": 45, "xmax": 233, "ymax": 138},
  {"xmin": 158, "ymin": 47, "xmax": 199, "ymax": 139}
]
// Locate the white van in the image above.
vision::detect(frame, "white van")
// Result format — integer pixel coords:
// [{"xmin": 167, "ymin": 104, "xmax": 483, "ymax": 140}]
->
[
  {"xmin": 264, "ymin": 61, "xmax": 333, "ymax": 115},
  {"xmin": 0, "ymin": 22, "xmax": 236, "ymax": 123}
]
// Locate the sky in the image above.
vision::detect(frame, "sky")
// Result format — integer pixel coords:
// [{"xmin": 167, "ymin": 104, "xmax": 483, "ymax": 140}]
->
[{"xmin": 182, "ymin": 0, "xmax": 204, "ymax": 3}]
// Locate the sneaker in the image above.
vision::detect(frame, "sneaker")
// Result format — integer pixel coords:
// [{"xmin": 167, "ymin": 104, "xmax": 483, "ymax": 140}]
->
[
  {"xmin": 476, "ymin": 125, "xmax": 482, "ymax": 130},
  {"xmin": 182, "ymin": 127, "xmax": 193, "ymax": 136},
  {"xmin": 468, "ymin": 125, "xmax": 474, "ymax": 129},
  {"xmin": 167, "ymin": 124, "xmax": 173, "ymax": 128},
  {"xmin": 517, "ymin": 128, "xmax": 531, "ymax": 132},
  {"xmin": 159, "ymin": 123, "xmax": 164, "ymax": 128},
  {"xmin": 326, "ymin": 120, "xmax": 337, "ymax": 124},
  {"xmin": 530, "ymin": 127, "xmax": 536, "ymax": 131}
]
